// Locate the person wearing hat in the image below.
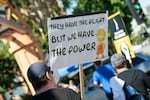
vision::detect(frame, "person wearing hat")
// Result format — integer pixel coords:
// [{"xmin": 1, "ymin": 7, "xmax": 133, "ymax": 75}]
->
[
  {"xmin": 110, "ymin": 53, "xmax": 150, "ymax": 100},
  {"xmin": 27, "ymin": 62, "xmax": 81, "ymax": 100}
]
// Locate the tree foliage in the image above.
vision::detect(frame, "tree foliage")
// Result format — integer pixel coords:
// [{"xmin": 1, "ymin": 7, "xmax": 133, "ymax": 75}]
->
[
  {"xmin": 0, "ymin": 0, "xmax": 66, "ymax": 93},
  {"xmin": 15, "ymin": 0, "xmax": 66, "ymax": 37},
  {"xmin": 62, "ymin": 0, "xmax": 132, "ymax": 34},
  {"xmin": 14, "ymin": 0, "xmax": 66, "ymax": 54},
  {"xmin": 0, "ymin": 41, "xmax": 18, "ymax": 90}
]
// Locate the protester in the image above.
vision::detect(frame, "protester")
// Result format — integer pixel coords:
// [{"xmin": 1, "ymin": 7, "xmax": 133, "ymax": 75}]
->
[
  {"xmin": 110, "ymin": 53, "xmax": 150, "ymax": 100},
  {"xmin": 58, "ymin": 80, "xmax": 79, "ymax": 93},
  {"xmin": 27, "ymin": 62, "xmax": 81, "ymax": 100},
  {"xmin": 10, "ymin": 94, "xmax": 23, "ymax": 100},
  {"xmin": 68, "ymin": 80, "xmax": 79, "ymax": 93},
  {"xmin": 58, "ymin": 82, "xmax": 69, "ymax": 88},
  {"xmin": 8, "ymin": 87, "xmax": 23, "ymax": 100},
  {"xmin": 92, "ymin": 60, "xmax": 116, "ymax": 100}
]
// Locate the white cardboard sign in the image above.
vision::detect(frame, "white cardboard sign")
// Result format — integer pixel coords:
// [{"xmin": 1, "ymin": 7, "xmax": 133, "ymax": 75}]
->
[{"xmin": 48, "ymin": 12, "xmax": 108, "ymax": 69}]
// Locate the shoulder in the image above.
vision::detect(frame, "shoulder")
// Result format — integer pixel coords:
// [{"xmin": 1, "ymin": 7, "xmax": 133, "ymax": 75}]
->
[
  {"xmin": 103, "ymin": 63, "xmax": 114, "ymax": 69},
  {"xmin": 92, "ymin": 70, "xmax": 101, "ymax": 78},
  {"xmin": 49, "ymin": 88, "xmax": 80, "ymax": 97},
  {"xmin": 57, "ymin": 88, "xmax": 81, "ymax": 99},
  {"xmin": 31, "ymin": 88, "xmax": 81, "ymax": 100},
  {"xmin": 51, "ymin": 87, "xmax": 70, "ymax": 92},
  {"xmin": 53, "ymin": 88, "xmax": 77, "ymax": 93},
  {"xmin": 93, "ymin": 69, "xmax": 99, "ymax": 75},
  {"xmin": 119, "ymin": 69, "xmax": 147, "ymax": 81},
  {"xmin": 121, "ymin": 69, "xmax": 145, "ymax": 75},
  {"xmin": 105, "ymin": 63, "xmax": 112, "ymax": 66},
  {"xmin": 134, "ymin": 69, "xmax": 145, "ymax": 73},
  {"xmin": 103, "ymin": 63, "xmax": 116, "ymax": 72},
  {"xmin": 110, "ymin": 76, "xmax": 125, "ymax": 87}
]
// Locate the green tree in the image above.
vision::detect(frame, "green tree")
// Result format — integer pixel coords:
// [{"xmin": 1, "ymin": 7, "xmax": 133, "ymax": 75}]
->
[
  {"xmin": 14, "ymin": 0, "xmax": 66, "ymax": 54},
  {"xmin": 0, "ymin": 41, "xmax": 19, "ymax": 89},
  {"xmin": 0, "ymin": 0, "xmax": 66, "ymax": 95},
  {"xmin": 62, "ymin": 0, "xmax": 132, "ymax": 34}
]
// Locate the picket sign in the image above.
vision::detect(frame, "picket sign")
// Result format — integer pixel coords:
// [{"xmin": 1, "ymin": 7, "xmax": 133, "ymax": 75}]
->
[{"xmin": 47, "ymin": 11, "xmax": 108, "ymax": 100}]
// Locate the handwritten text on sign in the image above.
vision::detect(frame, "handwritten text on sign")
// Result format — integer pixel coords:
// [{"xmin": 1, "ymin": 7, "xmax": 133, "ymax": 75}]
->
[{"xmin": 48, "ymin": 12, "xmax": 108, "ymax": 69}]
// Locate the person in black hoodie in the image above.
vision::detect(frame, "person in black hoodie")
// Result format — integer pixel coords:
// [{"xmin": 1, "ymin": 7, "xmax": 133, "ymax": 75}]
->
[{"xmin": 27, "ymin": 62, "xmax": 81, "ymax": 100}]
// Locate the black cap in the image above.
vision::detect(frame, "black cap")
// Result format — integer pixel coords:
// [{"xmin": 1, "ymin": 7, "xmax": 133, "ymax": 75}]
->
[{"xmin": 27, "ymin": 62, "xmax": 51, "ymax": 83}]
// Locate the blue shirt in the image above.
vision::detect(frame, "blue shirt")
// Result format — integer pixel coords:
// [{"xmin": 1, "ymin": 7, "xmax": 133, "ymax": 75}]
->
[{"xmin": 92, "ymin": 63, "xmax": 116, "ymax": 94}]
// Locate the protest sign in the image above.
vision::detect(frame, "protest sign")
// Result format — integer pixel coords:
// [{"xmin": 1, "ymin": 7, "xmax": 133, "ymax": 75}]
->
[
  {"xmin": 108, "ymin": 12, "xmax": 128, "ymax": 40},
  {"xmin": 48, "ymin": 12, "xmax": 108, "ymax": 69},
  {"xmin": 108, "ymin": 12, "xmax": 135, "ymax": 67}
]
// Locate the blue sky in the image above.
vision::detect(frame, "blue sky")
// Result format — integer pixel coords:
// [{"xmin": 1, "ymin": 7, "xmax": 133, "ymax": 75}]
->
[
  {"xmin": 139, "ymin": 0, "xmax": 150, "ymax": 8},
  {"xmin": 56, "ymin": 0, "xmax": 77, "ymax": 15},
  {"xmin": 66, "ymin": 0, "xmax": 77, "ymax": 15}
]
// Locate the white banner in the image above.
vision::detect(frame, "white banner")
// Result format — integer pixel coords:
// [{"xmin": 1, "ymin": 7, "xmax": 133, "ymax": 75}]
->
[{"xmin": 48, "ymin": 12, "xmax": 108, "ymax": 69}]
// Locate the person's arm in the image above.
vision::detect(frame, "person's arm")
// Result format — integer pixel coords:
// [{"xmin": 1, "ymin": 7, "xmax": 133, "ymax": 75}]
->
[
  {"xmin": 93, "ymin": 81, "xmax": 103, "ymax": 89},
  {"xmin": 92, "ymin": 72, "xmax": 103, "ymax": 89}
]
